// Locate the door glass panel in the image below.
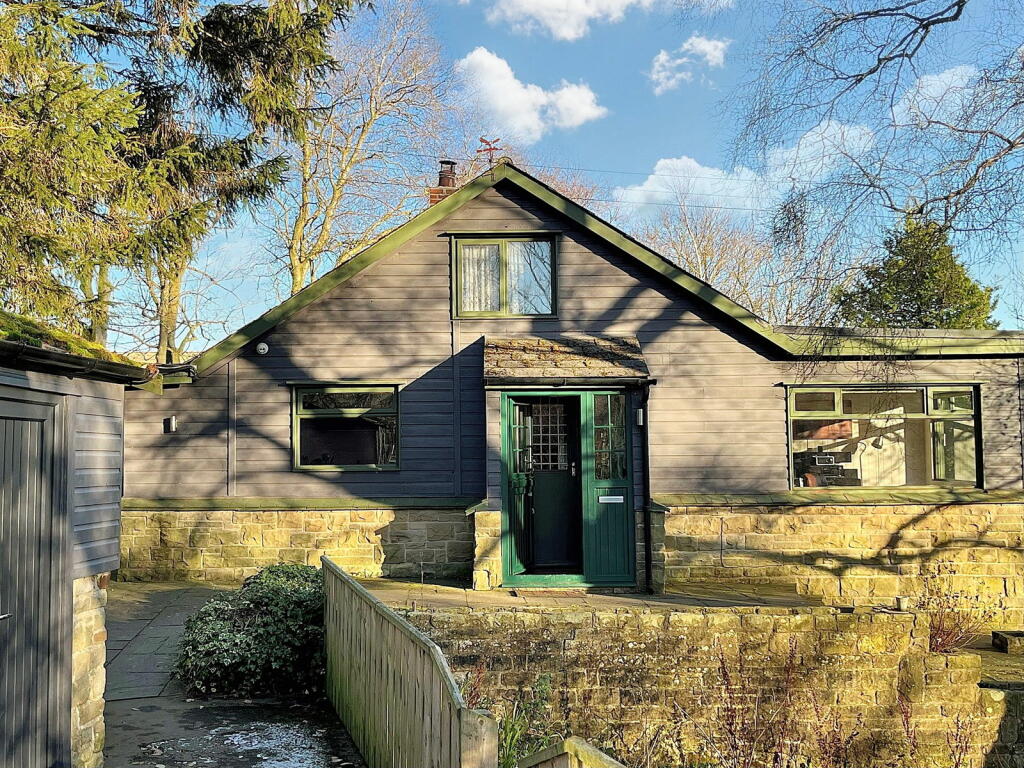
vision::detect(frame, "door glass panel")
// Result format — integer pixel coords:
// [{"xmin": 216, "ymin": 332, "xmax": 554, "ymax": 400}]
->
[
  {"xmin": 460, "ymin": 244, "xmax": 501, "ymax": 312},
  {"xmin": 593, "ymin": 394, "xmax": 626, "ymax": 480},
  {"xmin": 530, "ymin": 403, "xmax": 568, "ymax": 470},
  {"xmin": 507, "ymin": 241, "xmax": 553, "ymax": 315},
  {"xmin": 512, "ymin": 403, "xmax": 532, "ymax": 473}
]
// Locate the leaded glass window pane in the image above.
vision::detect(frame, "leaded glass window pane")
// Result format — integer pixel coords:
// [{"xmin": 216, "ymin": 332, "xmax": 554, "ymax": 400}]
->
[
  {"xmin": 507, "ymin": 241, "xmax": 553, "ymax": 315},
  {"xmin": 460, "ymin": 244, "xmax": 501, "ymax": 313}
]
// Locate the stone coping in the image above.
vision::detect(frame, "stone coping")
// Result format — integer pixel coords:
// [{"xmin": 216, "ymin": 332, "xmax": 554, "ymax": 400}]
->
[
  {"xmin": 654, "ymin": 489, "xmax": 1024, "ymax": 507},
  {"xmin": 122, "ymin": 496, "xmax": 481, "ymax": 511},
  {"xmin": 361, "ymin": 577, "xmax": 838, "ymax": 614},
  {"xmin": 519, "ymin": 737, "xmax": 628, "ymax": 768}
]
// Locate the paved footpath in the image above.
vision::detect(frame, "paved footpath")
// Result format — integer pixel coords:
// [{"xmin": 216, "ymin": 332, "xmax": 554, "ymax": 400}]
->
[{"xmin": 104, "ymin": 581, "xmax": 366, "ymax": 768}]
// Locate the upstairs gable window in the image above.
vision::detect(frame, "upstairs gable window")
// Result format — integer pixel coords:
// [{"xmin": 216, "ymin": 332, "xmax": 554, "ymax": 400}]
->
[
  {"xmin": 456, "ymin": 238, "xmax": 555, "ymax": 317},
  {"xmin": 788, "ymin": 385, "xmax": 980, "ymax": 489}
]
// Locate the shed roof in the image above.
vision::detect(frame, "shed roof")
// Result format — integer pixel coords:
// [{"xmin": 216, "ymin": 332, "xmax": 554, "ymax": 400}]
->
[
  {"xmin": 483, "ymin": 336, "xmax": 650, "ymax": 384},
  {"xmin": 0, "ymin": 311, "xmax": 149, "ymax": 384}
]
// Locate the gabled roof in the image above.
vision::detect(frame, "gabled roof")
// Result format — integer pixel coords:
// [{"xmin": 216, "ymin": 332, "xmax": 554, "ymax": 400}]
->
[{"xmin": 189, "ymin": 161, "xmax": 1024, "ymax": 375}]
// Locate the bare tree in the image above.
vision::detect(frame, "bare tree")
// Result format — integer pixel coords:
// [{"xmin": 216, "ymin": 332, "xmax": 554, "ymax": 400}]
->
[
  {"xmin": 733, "ymin": 0, "xmax": 1024, "ymax": 241},
  {"xmin": 114, "ymin": 249, "xmax": 250, "ymax": 362},
  {"xmin": 265, "ymin": 0, "xmax": 450, "ymax": 295},
  {"xmin": 637, "ymin": 186, "xmax": 852, "ymax": 324}
]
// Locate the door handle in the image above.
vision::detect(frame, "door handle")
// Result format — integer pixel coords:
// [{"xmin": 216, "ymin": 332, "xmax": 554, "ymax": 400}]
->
[
  {"xmin": 0, "ymin": 614, "xmax": 11, "ymax": 622},
  {"xmin": 570, "ymin": 461, "xmax": 577, "ymax": 477}
]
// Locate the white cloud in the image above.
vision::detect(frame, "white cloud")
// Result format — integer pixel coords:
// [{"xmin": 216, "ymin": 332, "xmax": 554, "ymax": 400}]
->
[
  {"xmin": 647, "ymin": 34, "xmax": 730, "ymax": 95},
  {"xmin": 680, "ymin": 34, "xmax": 729, "ymax": 67},
  {"xmin": 615, "ymin": 121, "xmax": 874, "ymax": 216},
  {"xmin": 485, "ymin": 0, "xmax": 660, "ymax": 41},
  {"xmin": 616, "ymin": 155, "xmax": 763, "ymax": 212},
  {"xmin": 895, "ymin": 65, "xmax": 978, "ymax": 126},
  {"xmin": 455, "ymin": 47, "xmax": 608, "ymax": 144},
  {"xmin": 476, "ymin": 0, "xmax": 732, "ymax": 40},
  {"xmin": 648, "ymin": 50, "xmax": 695, "ymax": 96}
]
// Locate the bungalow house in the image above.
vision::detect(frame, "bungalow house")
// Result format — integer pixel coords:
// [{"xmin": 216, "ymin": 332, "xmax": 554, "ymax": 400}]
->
[
  {"xmin": 121, "ymin": 160, "xmax": 1024, "ymax": 625},
  {"xmin": 0, "ymin": 313, "xmax": 149, "ymax": 768}
]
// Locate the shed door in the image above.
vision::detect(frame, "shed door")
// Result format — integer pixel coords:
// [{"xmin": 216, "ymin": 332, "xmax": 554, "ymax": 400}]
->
[{"xmin": 0, "ymin": 395, "xmax": 70, "ymax": 768}]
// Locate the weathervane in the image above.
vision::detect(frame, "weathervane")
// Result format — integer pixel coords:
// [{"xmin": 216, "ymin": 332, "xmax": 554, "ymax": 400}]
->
[{"xmin": 476, "ymin": 137, "xmax": 504, "ymax": 178}]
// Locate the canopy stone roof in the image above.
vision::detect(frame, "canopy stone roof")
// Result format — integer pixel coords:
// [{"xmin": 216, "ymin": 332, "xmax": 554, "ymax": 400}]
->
[{"xmin": 483, "ymin": 336, "xmax": 650, "ymax": 382}]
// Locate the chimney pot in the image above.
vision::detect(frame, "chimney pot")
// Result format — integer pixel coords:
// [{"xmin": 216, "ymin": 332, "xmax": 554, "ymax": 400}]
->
[
  {"xmin": 438, "ymin": 159, "xmax": 457, "ymax": 188},
  {"xmin": 428, "ymin": 159, "xmax": 458, "ymax": 205}
]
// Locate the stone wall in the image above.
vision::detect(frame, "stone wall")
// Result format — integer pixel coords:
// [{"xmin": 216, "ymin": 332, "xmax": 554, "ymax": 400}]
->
[
  {"xmin": 72, "ymin": 574, "xmax": 107, "ymax": 768},
  {"xmin": 406, "ymin": 605, "xmax": 1021, "ymax": 768},
  {"xmin": 119, "ymin": 507, "xmax": 473, "ymax": 583},
  {"xmin": 662, "ymin": 503, "xmax": 1024, "ymax": 626}
]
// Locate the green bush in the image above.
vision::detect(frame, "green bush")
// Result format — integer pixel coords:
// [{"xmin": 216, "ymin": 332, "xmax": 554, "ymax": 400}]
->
[{"xmin": 174, "ymin": 564, "xmax": 326, "ymax": 696}]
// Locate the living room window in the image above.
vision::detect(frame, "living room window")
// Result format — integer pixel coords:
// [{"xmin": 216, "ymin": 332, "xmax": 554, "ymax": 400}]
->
[
  {"xmin": 788, "ymin": 385, "xmax": 980, "ymax": 488},
  {"xmin": 292, "ymin": 385, "xmax": 399, "ymax": 470},
  {"xmin": 456, "ymin": 238, "xmax": 555, "ymax": 317}
]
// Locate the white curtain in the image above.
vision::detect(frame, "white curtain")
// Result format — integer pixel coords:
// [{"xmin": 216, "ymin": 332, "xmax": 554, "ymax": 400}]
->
[{"xmin": 461, "ymin": 244, "xmax": 501, "ymax": 312}]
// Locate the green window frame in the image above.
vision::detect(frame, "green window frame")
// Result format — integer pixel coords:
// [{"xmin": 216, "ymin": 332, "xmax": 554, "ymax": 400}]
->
[
  {"xmin": 454, "ymin": 237, "xmax": 557, "ymax": 318},
  {"xmin": 291, "ymin": 384, "xmax": 400, "ymax": 471},
  {"xmin": 787, "ymin": 384, "xmax": 981, "ymax": 489}
]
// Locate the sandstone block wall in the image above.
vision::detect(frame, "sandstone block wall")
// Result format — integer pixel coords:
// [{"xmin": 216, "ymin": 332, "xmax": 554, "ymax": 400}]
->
[
  {"xmin": 663, "ymin": 503, "xmax": 1024, "ymax": 626},
  {"xmin": 72, "ymin": 574, "xmax": 107, "ymax": 768},
  {"xmin": 406, "ymin": 605, "xmax": 1021, "ymax": 768},
  {"xmin": 119, "ymin": 507, "xmax": 473, "ymax": 583}
]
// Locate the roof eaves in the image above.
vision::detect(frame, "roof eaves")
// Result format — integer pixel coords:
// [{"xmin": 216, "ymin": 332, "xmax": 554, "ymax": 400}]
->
[{"xmin": 0, "ymin": 339, "xmax": 150, "ymax": 384}]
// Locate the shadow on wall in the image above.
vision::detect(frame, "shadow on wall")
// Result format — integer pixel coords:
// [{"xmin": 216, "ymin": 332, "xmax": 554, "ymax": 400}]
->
[
  {"xmin": 410, "ymin": 606, "xmax": 1024, "ymax": 768},
  {"xmin": 659, "ymin": 498, "xmax": 1024, "ymax": 627}
]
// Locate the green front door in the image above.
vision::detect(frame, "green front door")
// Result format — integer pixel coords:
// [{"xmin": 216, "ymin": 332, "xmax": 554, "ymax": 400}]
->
[
  {"xmin": 582, "ymin": 392, "xmax": 634, "ymax": 584},
  {"xmin": 502, "ymin": 391, "xmax": 634, "ymax": 587}
]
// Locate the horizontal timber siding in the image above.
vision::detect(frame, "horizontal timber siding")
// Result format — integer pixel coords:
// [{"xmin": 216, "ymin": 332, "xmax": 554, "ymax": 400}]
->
[
  {"xmin": 0, "ymin": 366, "xmax": 125, "ymax": 577},
  {"xmin": 122, "ymin": 182, "xmax": 1024, "ymax": 503}
]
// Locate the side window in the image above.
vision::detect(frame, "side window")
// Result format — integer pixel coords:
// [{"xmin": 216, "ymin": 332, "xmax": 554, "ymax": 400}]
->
[
  {"xmin": 788, "ymin": 385, "xmax": 979, "ymax": 488},
  {"xmin": 293, "ymin": 385, "xmax": 399, "ymax": 470},
  {"xmin": 456, "ymin": 239, "xmax": 555, "ymax": 317}
]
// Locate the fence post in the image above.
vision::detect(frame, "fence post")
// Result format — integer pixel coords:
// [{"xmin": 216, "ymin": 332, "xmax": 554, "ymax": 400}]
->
[{"xmin": 458, "ymin": 707, "xmax": 499, "ymax": 768}]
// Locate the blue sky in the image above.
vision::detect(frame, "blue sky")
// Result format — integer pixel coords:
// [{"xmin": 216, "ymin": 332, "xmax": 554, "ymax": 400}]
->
[
  {"xmin": 432, "ymin": 1, "xmax": 745, "ymax": 180},
  {"xmin": 181, "ymin": 0, "xmax": 1020, "ymax": 355}
]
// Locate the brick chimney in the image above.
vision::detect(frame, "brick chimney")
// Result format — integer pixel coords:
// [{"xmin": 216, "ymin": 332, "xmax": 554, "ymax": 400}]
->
[{"xmin": 427, "ymin": 160, "xmax": 458, "ymax": 205}]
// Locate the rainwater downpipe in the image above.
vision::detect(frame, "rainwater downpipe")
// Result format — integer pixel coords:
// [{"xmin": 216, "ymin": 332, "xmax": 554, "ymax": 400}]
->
[{"xmin": 640, "ymin": 384, "xmax": 654, "ymax": 594}]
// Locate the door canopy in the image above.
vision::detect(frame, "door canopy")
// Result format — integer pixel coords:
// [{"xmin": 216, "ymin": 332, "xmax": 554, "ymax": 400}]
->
[{"xmin": 483, "ymin": 336, "xmax": 650, "ymax": 387}]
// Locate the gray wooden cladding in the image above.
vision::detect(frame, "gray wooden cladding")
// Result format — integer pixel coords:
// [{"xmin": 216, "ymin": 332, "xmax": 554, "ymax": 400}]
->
[
  {"xmin": 0, "ymin": 367, "xmax": 124, "ymax": 578},
  {"xmin": 123, "ymin": 183, "xmax": 1024, "ymax": 500},
  {"xmin": 321, "ymin": 558, "xmax": 498, "ymax": 768}
]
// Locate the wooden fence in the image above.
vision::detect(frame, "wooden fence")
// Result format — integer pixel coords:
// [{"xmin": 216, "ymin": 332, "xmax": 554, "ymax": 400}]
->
[{"xmin": 322, "ymin": 557, "xmax": 498, "ymax": 768}]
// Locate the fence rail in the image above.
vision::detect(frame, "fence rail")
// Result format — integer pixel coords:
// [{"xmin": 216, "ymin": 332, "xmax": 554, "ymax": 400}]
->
[{"xmin": 322, "ymin": 557, "xmax": 498, "ymax": 768}]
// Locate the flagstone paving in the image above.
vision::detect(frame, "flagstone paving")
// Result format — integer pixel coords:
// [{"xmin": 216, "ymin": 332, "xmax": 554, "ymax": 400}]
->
[{"xmin": 104, "ymin": 580, "xmax": 364, "ymax": 767}]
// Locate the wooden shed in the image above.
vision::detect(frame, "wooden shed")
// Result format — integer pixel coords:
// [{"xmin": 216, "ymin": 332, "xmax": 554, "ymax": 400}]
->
[{"xmin": 0, "ymin": 313, "xmax": 147, "ymax": 768}]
